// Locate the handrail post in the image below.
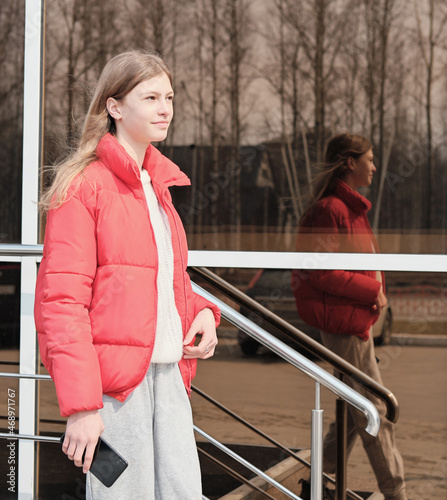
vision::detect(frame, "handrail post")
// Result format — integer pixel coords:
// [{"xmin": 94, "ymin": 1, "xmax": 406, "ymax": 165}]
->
[
  {"xmin": 311, "ymin": 382, "xmax": 323, "ymax": 500},
  {"xmin": 335, "ymin": 398, "xmax": 348, "ymax": 500}
]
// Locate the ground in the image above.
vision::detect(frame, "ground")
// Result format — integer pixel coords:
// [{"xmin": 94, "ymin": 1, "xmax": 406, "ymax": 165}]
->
[{"xmin": 192, "ymin": 337, "xmax": 447, "ymax": 499}]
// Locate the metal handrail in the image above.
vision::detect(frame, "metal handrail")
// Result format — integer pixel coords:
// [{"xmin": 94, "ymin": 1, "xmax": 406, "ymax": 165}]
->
[
  {"xmin": 0, "ymin": 432, "xmax": 60, "ymax": 443},
  {"xmin": 190, "ymin": 266, "xmax": 399, "ymax": 423},
  {"xmin": 0, "ymin": 243, "xmax": 43, "ymax": 256},
  {"xmin": 0, "ymin": 372, "xmax": 51, "ymax": 380},
  {"xmin": 192, "ymin": 386, "xmax": 364, "ymax": 500},
  {"xmin": 192, "ymin": 282, "xmax": 380, "ymax": 437},
  {"xmin": 194, "ymin": 426, "xmax": 302, "ymax": 500},
  {"xmin": 197, "ymin": 446, "xmax": 277, "ymax": 500}
]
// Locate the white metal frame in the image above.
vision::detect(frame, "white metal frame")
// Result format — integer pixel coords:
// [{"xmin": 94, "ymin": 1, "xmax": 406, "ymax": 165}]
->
[
  {"xmin": 2, "ymin": 0, "xmax": 444, "ymax": 497},
  {"xmin": 188, "ymin": 251, "xmax": 447, "ymax": 272},
  {"xmin": 17, "ymin": 1, "xmax": 44, "ymax": 498}
]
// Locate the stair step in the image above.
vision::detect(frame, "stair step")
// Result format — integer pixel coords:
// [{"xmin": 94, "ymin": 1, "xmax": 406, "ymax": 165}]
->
[
  {"xmin": 219, "ymin": 449, "xmax": 311, "ymax": 499},
  {"xmin": 201, "ymin": 443, "xmax": 382, "ymax": 500}
]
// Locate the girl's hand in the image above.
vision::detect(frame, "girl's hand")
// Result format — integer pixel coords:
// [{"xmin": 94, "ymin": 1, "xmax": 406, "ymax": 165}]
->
[
  {"xmin": 62, "ymin": 410, "xmax": 104, "ymax": 473},
  {"xmin": 182, "ymin": 308, "xmax": 218, "ymax": 359},
  {"xmin": 372, "ymin": 287, "xmax": 387, "ymax": 315}
]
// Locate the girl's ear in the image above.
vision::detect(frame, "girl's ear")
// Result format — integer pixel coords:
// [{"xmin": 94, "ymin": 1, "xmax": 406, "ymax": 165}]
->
[
  {"xmin": 346, "ymin": 156, "xmax": 356, "ymax": 171},
  {"xmin": 106, "ymin": 97, "xmax": 121, "ymax": 120}
]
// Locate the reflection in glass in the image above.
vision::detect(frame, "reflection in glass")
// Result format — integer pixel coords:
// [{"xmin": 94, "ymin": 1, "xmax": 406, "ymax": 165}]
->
[
  {"xmin": 40, "ymin": 1, "xmax": 447, "ymax": 253},
  {"xmin": 211, "ymin": 268, "xmax": 447, "ymax": 346},
  {"xmin": 0, "ymin": 262, "xmax": 20, "ymax": 499},
  {"xmin": 0, "ymin": 3, "xmax": 25, "ymax": 243},
  {"xmin": 0, "ymin": 263, "xmax": 20, "ymax": 355}
]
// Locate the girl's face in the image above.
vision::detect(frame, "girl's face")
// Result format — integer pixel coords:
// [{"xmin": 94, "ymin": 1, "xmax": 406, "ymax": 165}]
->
[
  {"xmin": 347, "ymin": 149, "xmax": 376, "ymax": 190},
  {"xmin": 108, "ymin": 73, "xmax": 174, "ymax": 154}
]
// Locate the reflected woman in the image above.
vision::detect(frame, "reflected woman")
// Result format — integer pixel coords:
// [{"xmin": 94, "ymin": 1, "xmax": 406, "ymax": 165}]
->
[{"xmin": 292, "ymin": 133, "xmax": 407, "ymax": 500}]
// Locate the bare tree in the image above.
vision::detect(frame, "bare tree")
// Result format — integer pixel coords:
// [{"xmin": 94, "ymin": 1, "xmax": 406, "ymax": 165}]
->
[
  {"xmin": 415, "ymin": 0, "xmax": 447, "ymax": 228},
  {"xmin": 191, "ymin": 0, "xmax": 226, "ymax": 149},
  {"xmin": 126, "ymin": 0, "xmax": 165, "ymax": 54},
  {"xmin": 0, "ymin": 1, "xmax": 24, "ymax": 243},
  {"xmin": 362, "ymin": 0, "xmax": 399, "ymax": 160},
  {"xmin": 263, "ymin": 0, "xmax": 309, "ymax": 145},
  {"xmin": 56, "ymin": 0, "xmax": 88, "ymax": 145},
  {"xmin": 184, "ymin": 0, "xmax": 229, "ymax": 246},
  {"xmin": 285, "ymin": 0, "xmax": 353, "ymax": 162},
  {"xmin": 222, "ymin": 0, "xmax": 251, "ymax": 248},
  {"xmin": 359, "ymin": 0, "xmax": 401, "ymax": 229},
  {"xmin": 223, "ymin": 0, "xmax": 251, "ymax": 152},
  {"xmin": 44, "ymin": 0, "xmax": 124, "ymax": 150}
]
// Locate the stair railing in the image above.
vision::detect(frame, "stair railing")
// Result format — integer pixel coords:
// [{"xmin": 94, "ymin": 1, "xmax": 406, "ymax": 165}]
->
[
  {"xmin": 191, "ymin": 281, "xmax": 379, "ymax": 500},
  {"xmin": 190, "ymin": 266, "xmax": 399, "ymax": 500}
]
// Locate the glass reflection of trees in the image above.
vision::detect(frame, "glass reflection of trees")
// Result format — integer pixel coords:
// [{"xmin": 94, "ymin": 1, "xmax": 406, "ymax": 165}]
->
[{"xmin": 33, "ymin": 1, "xmax": 447, "ymax": 250}]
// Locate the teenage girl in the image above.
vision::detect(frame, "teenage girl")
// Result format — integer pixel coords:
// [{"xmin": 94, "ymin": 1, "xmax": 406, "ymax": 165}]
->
[{"xmin": 35, "ymin": 50, "xmax": 220, "ymax": 499}]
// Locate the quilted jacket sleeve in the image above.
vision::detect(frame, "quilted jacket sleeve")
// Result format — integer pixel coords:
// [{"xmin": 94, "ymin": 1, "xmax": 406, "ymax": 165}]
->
[
  {"xmin": 35, "ymin": 194, "xmax": 103, "ymax": 417},
  {"xmin": 193, "ymin": 293, "xmax": 221, "ymax": 327},
  {"xmin": 303, "ymin": 205, "xmax": 381, "ymax": 305}
]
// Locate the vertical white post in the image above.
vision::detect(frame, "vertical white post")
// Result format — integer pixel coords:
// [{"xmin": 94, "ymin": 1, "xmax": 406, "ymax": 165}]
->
[
  {"xmin": 22, "ymin": 0, "xmax": 43, "ymax": 246},
  {"xmin": 18, "ymin": 258, "xmax": 39, "ymax": 500},
  {"xmin": 311, "ymin": 382, "xmax": 324, "ymax": 500},
  {"xmin": 19, "ymin": 0, "xmax": 44, "ymax": 499}
]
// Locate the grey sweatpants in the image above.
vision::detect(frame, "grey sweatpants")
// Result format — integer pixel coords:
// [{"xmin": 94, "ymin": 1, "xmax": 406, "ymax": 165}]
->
[
  {"xmin": 86, "ymin": 363, "xmax": 202, "ymax": 500},
  {"xmin": 320, "ymin": 331, "xmax": 407, "ymax": 500}
]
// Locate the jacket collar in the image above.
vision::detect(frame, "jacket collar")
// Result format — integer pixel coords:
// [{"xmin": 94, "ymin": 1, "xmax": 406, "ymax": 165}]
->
[
  {"xmin": 334, "ymin": 179, "xmax": 371, "ymax": 214},
  {"xmin": 95, "ymin": 133, "xmax": 190, "ymax": 189}
]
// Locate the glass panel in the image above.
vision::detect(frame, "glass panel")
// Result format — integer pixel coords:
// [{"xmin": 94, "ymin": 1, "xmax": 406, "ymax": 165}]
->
[
  {"xmin": 40, "ymin": 1, "xmax": 446, "ymax": 254},
  {"xmin": 192, "ymin": 268, "xmax": 447, "ymax": 500},
  {"xmin": 170, "ymin": 142, "xmax": 447, "ymax": 253},
  {"xmin": 35, "ymin": 259, "xmax": 81, "ymax": 497},
  {"xmin": 37, "ymin": 374, "xmax": 82, "ymax": 500},
  {"xmin": 209, "ymin": 268, "xmax": 447, "ymax": 342},
  {"xmin": 0, "ymin": 261, "xmax": 20, "ymax": 500},
  {"xmin": 0, "ymin": 263, "xmax": 21, "ymax": 358},
  {"xmin": 43, "ymin": 0, "xmax": 140, "ymax": 169},
  {"xmin": 0, "ymin": 2, "xmax": 25, "ymax": 243},
  {"xmin": 0, "ymin": 380, "xmax": 19, "ymax": 500}
]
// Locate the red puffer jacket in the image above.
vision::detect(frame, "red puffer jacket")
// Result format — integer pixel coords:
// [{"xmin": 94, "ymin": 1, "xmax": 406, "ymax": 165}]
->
[
  {"xmin": 291, "ymin": 180, "xmax": 383, "ymax": 340},
  {"xmin": 35, "ymin": 133, "xmax": 220, "ymax": 417}
]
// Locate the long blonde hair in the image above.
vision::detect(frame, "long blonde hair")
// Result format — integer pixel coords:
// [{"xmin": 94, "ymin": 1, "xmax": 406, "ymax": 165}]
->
[
  {"xmin": 40, "ymin": 49, "xmax": 172, "ymax": 211},
  {"xmin": 301, "ymin": 133, "xmax": 372, "ymax": 221}
]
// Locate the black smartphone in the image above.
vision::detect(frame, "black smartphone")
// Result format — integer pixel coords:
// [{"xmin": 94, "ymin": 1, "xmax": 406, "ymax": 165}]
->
[{"xmin": 60, "ymin": 433, "xmax": 128, "ymax": 487}]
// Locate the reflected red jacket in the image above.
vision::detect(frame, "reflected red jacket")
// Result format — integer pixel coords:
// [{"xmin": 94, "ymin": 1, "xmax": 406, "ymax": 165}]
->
[
  {"xmin": 35, "ymin": 134, "xmax": 220, "ymax": 417},
  {"xmin": 291, "ymin": 180, "xmax": 383, "ymax": 340}
]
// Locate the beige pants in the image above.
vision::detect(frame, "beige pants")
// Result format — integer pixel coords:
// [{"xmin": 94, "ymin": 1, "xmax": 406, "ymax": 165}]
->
[{"xmin": 320, "ymin": 331, "xmax": 407, "ymax": 500}]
